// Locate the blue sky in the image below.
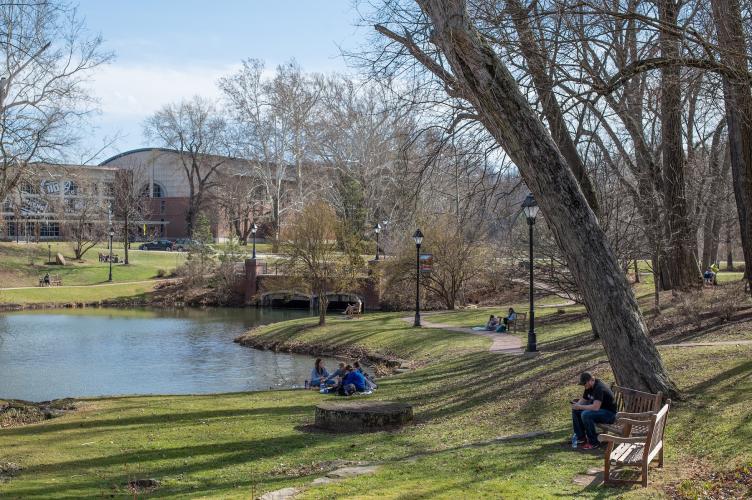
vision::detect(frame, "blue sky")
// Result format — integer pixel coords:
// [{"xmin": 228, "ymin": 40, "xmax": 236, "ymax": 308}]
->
[{"xmin": 76, "ymin": 0, "xmax": 365, "ymax": 161}]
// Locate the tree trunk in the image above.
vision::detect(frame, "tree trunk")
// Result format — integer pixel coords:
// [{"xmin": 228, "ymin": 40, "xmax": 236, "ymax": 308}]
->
[
  {"xmin": 123, "ymin": 213, "xmax": 130, "ymax": 265},
  {"xmin": 658, "ymin": 0, "xmax": 701, "ymax": 291},
  {"xmin": 506, "ymin": 0, "xmax": 600, "ymax": 216},
  {"xmin": 710, "ymin": 0, "xmax": 752, "ymax": 290},
  {"xmin": 701, "ymin": 145, "xmax": 730, "ymax": 269},
  {"xmin": 634, "ymin": 259, "xmax": 640, "ymax": 283},
  {"xmin": 319, "ymin": 294, "xmax": 327, "ymax": 326},
  {"xmin": 416, "ymin": 0, "xmax": 677, "ymax": 396}
]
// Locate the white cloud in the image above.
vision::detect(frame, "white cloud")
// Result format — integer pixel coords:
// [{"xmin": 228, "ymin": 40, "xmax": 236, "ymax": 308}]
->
[{"xmin": 90, "ymin": 62, "xmax": 243, "ymax": 117}]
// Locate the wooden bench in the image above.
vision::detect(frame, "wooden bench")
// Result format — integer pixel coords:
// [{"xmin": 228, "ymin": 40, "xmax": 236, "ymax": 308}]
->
[
  {"xmin": 38, "ymin": 274, "xmax": 62, "ymax": 287},
  {"xmin": 508, "ymin": 312, "xmax": 527, "ymax": 334},
  {"xmin": 598, "ymin": 402, "xmax": 671, "ymax": 487},
  {"xmin": 597, "ymin": 385, "xmax": 664, "ymax": 437}
]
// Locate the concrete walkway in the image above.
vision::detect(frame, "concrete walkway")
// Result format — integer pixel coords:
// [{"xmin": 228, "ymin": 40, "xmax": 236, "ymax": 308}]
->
[
  {"xmin": 402, "ymin": 315, "xmax": 524, "ymax": 355},
  {"xmin": 0, "ymin": 279, "xmax": 170, "ymax": 291}
]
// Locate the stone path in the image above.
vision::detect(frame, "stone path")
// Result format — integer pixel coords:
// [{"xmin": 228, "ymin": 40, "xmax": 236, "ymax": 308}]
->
[
  {"xmin": 0, "ymin": 278, "xmax": 170, "ymax": 291},
  {"xmin": 401, "ymin": 315, "xmax": 524, "ymax": 355},
  {"xmin": 259, "ymin": 465, "xmax": 379, "ymax": 500}
]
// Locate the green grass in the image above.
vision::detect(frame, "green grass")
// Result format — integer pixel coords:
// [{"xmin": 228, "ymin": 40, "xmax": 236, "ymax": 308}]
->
[
  {"xmin": 1, "ymin": 311, "xmax": 750, "ymax": 498},
  {"xmin": 0, "ymin": 281, "xmax": 156, "ymax": 304},
  {"xmin": 0, "ymin": 242, "xmax": 186, "ymax": 304}
]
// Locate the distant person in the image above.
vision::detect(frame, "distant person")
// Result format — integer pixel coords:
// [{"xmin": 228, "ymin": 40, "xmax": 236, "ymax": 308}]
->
[
  {"xmin": 502, "ymin": 308, "xmax": 517, "ymax": 326},
  {"xmin": 43, "ymin": 273, "xmax": 50, "ymax": 286},
  {"xmin": 339, "ymin": 365, "xmax": 367, "ymax": 396},
  {"xmin": 309, "ymin": 358, "xmax": 330, "ymax": 388},
  {"xmin": 571, "ymin": 372, "xmax": 617, "ymax": 450},
  {"xmin": 486, "ymin": 315, "xmax": 499, "ymax": 331},
  {"xmin": 703, "ymin": 268, "xmax": 714, "ymax": 285}
]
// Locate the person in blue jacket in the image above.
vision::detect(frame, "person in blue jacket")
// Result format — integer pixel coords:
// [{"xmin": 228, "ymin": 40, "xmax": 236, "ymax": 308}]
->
[
  {"xmin": 339, "ymin": 365, "xmax": 367, "ymax": 395},
  {"xmin": 309, "ymin": 358, "xmax": 330, "ymax": 387}
]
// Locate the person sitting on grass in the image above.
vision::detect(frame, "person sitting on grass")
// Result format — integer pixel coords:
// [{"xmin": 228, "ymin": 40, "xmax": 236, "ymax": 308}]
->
[
  {"xmin": 571, "ymin": 371, "xmax": 617, "ymax": 450},
  {"xmin": 353, "ymin": 361, "xmax": 377, "ymax": 390},
  {"xmin": 309, "ymin": 358, "xmax": 330, "ymax": 388},
  {"xmin": 326, "ymin": 362, "xmax": 347, "ymax": 387},
  {"xmin": 338, "ymin": 364, "xmax": 368, "ymax": 396},
  {"xmin": 486, "ymin": 315, "xmax": 499, "ymax": 331}
]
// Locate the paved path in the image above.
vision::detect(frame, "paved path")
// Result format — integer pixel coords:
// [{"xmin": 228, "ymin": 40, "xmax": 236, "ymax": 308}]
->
[
  {"xmin": 0, "ymin": 279, "xmax": 170, "ymax": 291},
  {"xmin": 402, "ymin": 315, "xmax": 524, "ymax": 355}
]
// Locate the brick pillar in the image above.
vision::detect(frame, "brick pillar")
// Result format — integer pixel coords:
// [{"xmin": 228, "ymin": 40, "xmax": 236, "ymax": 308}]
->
[{"xmin": 244, "ymin": 258, "xmax": 258, "ymax": 304}]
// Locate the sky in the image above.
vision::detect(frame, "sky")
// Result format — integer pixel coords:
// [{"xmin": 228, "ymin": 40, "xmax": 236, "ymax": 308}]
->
[{"xmin": 76, "ymin": 0, "xmax": 366, "ymax": 162}]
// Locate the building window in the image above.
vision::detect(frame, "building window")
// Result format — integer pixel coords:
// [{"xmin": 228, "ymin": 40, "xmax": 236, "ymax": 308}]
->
[
  {"xmin": 103, "ymin": 182, "xmax": 115, "ymax": 197},
  {"xmin": 160, "ymin": 200, "xmax": 166, "ymax": 214},
  {"xmin": 40, "ymin": 222, "xmax": 60, "ymax": 238},
  {"xmin": 141, "ymin": 182, "xmax": 165, "ymax": 198},
  {"xmin": 64, "ymin": 180, "xmax": 78, "ymax": 195},
  {"xmin": 20, "ymin": 181, "xmax": 37, "ymax": 194}
]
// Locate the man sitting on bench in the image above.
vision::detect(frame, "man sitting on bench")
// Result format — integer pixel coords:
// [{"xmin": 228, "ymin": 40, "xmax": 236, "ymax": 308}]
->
[{"xmin": 571, "ymin": 372, "xmax": 617, "ymax": 450}]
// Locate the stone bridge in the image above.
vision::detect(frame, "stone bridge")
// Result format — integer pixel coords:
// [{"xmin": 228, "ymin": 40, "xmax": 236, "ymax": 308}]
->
[{"xmin": 238, "ymin": 258, "xmax": 381, "ymax": 310}]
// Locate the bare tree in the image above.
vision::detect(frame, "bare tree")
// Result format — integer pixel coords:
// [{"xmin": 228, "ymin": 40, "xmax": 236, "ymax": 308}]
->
[
  {"xmin": 144, "ymin": 96, "xmax": 228, "ymax": 237},
  {"xmin": 0, "ymin": 0, "xmax": 111, "ymax": 204},
  {"xmin": 112, "ymin": 165, "xmax": 148, "ymax": 264},
  {"xmin": 367, "ymin": 0, "xmax": 677, "ymax": 395},
  {"xmin": 279, "ymin": 201, "xmax": 362, "ymax": 326}
]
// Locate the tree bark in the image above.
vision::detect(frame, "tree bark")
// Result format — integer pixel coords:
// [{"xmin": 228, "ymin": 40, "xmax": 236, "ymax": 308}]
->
[
  {"xmin": 710, "ymin": 0, "xmax": 752, "ymax": 290},
  {"xmin": 658, "ymin": 0, "xmax": 701, "ymax": 290},
  {"xmin": 415, "ymin": 0, "xmax": 677, "ymax": 396}
]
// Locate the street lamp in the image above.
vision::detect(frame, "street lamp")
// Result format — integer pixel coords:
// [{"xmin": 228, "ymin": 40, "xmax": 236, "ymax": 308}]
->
[
  {"xmin": 521, "ymin": 193, "xmax": 540, "ymax": 352},
  {"xmin": 251, "ymin": 223, "xmax": 258, "ymax": 259},
  {"xmin": 413, "ymin": 229, "xmax": 424, "ymax": 327},
  {"xmin": 374, "ymin": 223, "xmax": 381, "ymax": 261},
  {"xmin": 108, "ymin": 227, "xmax": 114, "ymax": 282}
]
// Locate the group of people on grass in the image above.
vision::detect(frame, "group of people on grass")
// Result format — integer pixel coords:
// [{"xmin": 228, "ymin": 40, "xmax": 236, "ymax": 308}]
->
[
  {"xmin": 485, "ymin": 308, "xmax": 517, "ymax": 332},
  {"xmin": 308, "ymin": 358, "xmax": 377, "ymax": 396}
]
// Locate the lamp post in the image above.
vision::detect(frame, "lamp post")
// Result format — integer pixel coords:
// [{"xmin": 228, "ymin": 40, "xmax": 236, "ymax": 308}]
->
[
  {"xmin": 413, "ymin": 229, "xmax": 424, "ymax": 327},
  {"xmin": 521, "ymin": 193, "xmax": 540, "ymax": 352},
  {"xmin": 108, "ymin": 227, "xmax": 114, "ymax": 282},
  {"xmin": 251, "ymin": 223, "xmax": 258, "ymax": 259},
  {"xmin": 374, "ymin": 223, "xmax": 381, "ymax": 261},
  {"xmin": 48, "ymin": 244, "xmax": 51, "ymax": 264}
]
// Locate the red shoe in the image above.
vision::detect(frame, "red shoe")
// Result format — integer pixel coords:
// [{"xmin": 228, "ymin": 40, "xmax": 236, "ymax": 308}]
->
[{"xmin": 581, "ymin": 442, "xmax": 600, "ymax": 450}]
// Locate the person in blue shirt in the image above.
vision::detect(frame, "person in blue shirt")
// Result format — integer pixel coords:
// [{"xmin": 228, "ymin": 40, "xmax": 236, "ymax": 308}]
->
[
  {"xmin": 325, "ymin": 362, "xmax": 346, "ymax": 386},
  {"xmin": 339, "ymin": 365, "xmax": 367, "ymax": 395},
  {"xmin": 353, "ymin": 361, "xmax": 377, "ymax": 390},
  {"xmin": 309, "ymin": 358, "xmax": 330, "ymax": 387}
]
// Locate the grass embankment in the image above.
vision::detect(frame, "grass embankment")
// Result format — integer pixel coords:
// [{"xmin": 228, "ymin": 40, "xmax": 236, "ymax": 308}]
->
[
  {"xmin": 1, "ymin": 310, "xmax": 750, "ymax": 498},
  {"xmin": 0, "ymin": 242, "xmax": 186, "ymax": 305}
]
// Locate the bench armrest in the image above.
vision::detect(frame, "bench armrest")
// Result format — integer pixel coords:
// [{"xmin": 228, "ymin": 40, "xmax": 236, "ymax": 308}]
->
[
  {"xmin": 598, "ymin": 434, "xmax": 647, "ymax": 444},
  {"xmin": 615, "ymin": 417, "xmax": 652, "ymax": 427}
]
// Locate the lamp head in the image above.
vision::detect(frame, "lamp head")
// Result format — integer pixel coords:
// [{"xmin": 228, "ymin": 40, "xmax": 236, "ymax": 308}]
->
[
  {"xmin": 374, "ymin": 223, "xmax": 381, "ymax": 234},
  {"xmin": 412, "ymin": 229, "xmax": 424, "ymax": 246},
  {"xmin": 521, "ymin": 193, "xmax": 539, "ymax": 221},
  {"xmin": 251, "ymin": 223, "xmax": 258, "ymax": 234}
]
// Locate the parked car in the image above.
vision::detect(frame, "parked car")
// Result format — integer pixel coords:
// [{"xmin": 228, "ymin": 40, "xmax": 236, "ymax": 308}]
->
[
  {"xmin": 138, "ymin": 240, "xmax": 174, "ymax": 251},
  {"xmin": 173, "ymin": 238, "xmax": 201, "ymax": 252}
]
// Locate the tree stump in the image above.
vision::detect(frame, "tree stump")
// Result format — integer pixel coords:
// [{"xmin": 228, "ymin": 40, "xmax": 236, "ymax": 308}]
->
[{"xmin": 314, "ymin": 401, "xmax": 413, "ymax": 432}]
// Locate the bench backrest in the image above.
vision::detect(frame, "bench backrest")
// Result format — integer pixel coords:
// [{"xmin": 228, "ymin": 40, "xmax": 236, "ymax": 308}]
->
[
  {"xmin": 612, "ymin": 385, "xmax": 663, "ymax": 413},
  {"xmin": 645, "ymin": 403, "xmax": 670, "ymax": 460}
]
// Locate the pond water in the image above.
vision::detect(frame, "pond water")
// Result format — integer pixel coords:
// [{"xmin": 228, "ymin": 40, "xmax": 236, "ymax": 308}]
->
[{"xmin": 0, "ymin": 308, "xmax": 337, "ymax": 401}]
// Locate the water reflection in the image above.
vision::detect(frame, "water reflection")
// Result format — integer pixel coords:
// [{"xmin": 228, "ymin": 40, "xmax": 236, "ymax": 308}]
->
[{"xmin": 0, "ymin": 308, "xmax": 333, "ymax": 401}]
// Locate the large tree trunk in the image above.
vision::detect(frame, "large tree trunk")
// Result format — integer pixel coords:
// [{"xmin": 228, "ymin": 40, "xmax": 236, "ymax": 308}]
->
[
  {"xmin": 123, "ymin": 212, "xmax": 130, "ymax": 265},
  {"xmin": 658, "ymin": 0, "xmax": 701, "ymax": 290},
  {"xmin": 701, "ymin": 144, "xmax": 731, "ymax": 269},
  {"xmin": 506, "ymin": 0, "xmax": 600, "ymax": 216},
  {"xmin": 711, "ymin": 0, "xmax": 752, "ymax": 290},
  {"xmin": 416, "ymin": 0, "xmax": 677, "ymax": 396}
]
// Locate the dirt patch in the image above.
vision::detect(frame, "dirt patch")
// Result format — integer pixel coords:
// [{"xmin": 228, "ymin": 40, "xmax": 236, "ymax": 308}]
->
[
  {"xmin": 269, "ymin": 460, "xmax": 359, "ymax": 478},
  {"xmin": 126, "ymin": 478, "xmax": 160, "ymax": 494},
  {"xmin": 665, "ymin": 464, "xmax": 752, "ymax": 499},
  {"xmin": 0, "ymin": 398, "xmax": 77, "ymax": 428},
  {"xmin": 0, "ymin": 462, "xmax": 22, "ymax": 483}
]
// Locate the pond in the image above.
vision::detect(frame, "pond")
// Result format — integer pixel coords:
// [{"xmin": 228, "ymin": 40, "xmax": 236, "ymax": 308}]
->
[{"xmin": 0, "ymin": 308, "xmax": 336, "ymax": 401}]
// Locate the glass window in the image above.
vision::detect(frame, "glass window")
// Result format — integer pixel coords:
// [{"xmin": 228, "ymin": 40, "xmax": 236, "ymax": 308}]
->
[{"xmin": 40, "ymin": 222, "xmax": 60, "ymax": 238}]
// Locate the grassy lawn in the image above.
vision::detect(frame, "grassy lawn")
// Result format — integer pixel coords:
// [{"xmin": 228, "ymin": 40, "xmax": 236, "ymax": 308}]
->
[
  {"xmin": 0, "ymin": 281, "xmax": 156, "ymax": 304},
  {"xmin": 1, "ymin": 311, "xmax": 750, "ymax": 498},
  {"xmin": 0, "ymin": 241, "xmax": 186, "ymax": 288}
]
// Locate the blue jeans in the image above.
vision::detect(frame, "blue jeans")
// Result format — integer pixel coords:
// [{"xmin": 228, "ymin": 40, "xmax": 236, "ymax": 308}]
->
[{"xmin": 572, "ymin": 409, "xmax": 615, "ymax": 444}]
